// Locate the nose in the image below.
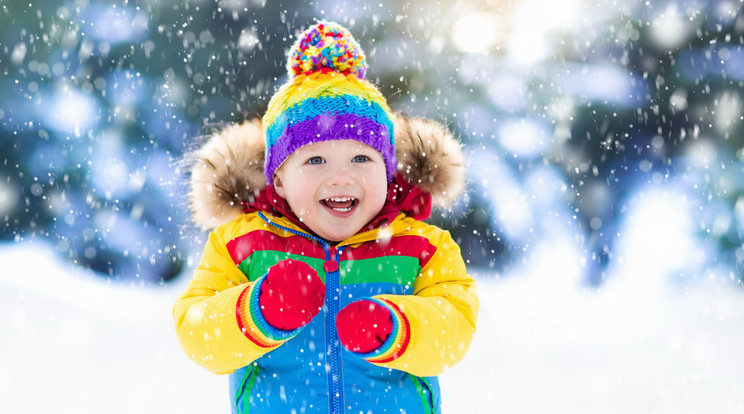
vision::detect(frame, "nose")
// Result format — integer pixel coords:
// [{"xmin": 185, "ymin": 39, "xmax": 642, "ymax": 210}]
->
[{"xmin": 325, "ymin": 165, "xmax": 355, "ymax": 187}]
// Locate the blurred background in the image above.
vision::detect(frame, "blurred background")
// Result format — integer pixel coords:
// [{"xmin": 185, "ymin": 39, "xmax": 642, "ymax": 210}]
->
[{"xmin": 1, "ymin": 0, "xmax": 743, "ymax": 412}]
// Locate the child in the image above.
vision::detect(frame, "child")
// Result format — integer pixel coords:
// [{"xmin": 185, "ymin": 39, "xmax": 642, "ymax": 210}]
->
[{"xmin": 173, "ymin": 21, "xmax": 478, "ymax": 413}]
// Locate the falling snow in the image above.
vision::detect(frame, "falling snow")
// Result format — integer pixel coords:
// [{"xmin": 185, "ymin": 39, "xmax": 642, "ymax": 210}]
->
[{"xmin": 2, "ymin": 0, "xmax": 744, "ymax": 412}]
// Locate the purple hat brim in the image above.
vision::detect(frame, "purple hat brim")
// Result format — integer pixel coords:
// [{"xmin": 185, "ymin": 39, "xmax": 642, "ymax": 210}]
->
[{"xmin": 266, "ymin": 113, "xmax": 395, "ymax": 184}]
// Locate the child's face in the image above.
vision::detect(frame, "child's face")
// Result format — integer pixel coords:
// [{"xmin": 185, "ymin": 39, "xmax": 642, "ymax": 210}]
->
[{"xmin": 273, "ymin": 139, "xmax": 388, "ymax": 242}]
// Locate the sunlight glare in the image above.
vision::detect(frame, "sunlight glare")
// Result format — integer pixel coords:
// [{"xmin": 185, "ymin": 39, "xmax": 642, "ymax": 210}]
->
[{"xmin": 451, "ymin": 12, "xmax": 506, "ymax": 54}]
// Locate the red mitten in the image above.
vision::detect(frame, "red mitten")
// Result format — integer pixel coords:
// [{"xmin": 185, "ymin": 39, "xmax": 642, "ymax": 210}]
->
[
  {"xmin": 259, "ymin": 259, "xmax": 325, "ymax": 331},
  {"xmin": 336, "ymin": 300, "xmax": 394, "ymax": 354}
]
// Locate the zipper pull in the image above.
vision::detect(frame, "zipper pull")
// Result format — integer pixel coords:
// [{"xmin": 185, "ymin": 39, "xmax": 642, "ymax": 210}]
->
[{"xmin": 323, "ymin": 244, "xmax": 339, "ymax": 273}]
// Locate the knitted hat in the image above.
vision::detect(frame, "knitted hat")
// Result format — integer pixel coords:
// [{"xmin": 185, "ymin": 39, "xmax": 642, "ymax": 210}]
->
[{"xmin": 262, "ymin": 21, "xmax": 396, "ymax": 184}]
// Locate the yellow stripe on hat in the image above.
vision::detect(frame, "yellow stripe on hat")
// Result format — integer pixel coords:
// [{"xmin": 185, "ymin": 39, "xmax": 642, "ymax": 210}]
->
[{"xmin": 262, "ymin": 71, "xmax": 392, "ymax": 130}]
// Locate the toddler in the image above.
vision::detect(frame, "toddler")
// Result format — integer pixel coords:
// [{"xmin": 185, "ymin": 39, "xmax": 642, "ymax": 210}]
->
[{"xmin": 174, "ymin": 21, "xmax": 478, "ymax": 413}]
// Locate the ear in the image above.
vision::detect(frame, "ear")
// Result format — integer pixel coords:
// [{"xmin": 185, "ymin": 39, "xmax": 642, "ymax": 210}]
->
[{"xmin": 273, "ymin": 174, "xmax": 286, "ymax": 198}]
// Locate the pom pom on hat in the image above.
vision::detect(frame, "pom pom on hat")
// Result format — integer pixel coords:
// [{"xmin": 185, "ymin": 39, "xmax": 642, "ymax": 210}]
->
[{"xmin": 287, "ymin": 21, "xmax": 367, "ymax": 78}]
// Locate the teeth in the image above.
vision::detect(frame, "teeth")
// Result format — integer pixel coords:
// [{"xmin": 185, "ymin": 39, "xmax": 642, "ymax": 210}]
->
[
  {"xmin": 325, "ymin": 197, "xmax": 355, "ymax": 202},
  {"xmin": 323, "ymin": 197, "xmax": 356, "ymax": 213}
]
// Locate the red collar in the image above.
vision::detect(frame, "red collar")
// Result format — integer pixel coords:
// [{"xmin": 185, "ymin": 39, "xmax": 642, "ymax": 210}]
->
[{"xmin": 242, "ymin": 173, "xmax": 432, "ymax": 239}]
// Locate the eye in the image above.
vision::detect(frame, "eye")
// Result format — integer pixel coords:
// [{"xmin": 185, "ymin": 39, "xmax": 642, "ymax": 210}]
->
[
  {"xmin": 306, "ymin": 156, "xmax": 325, "ymax": 165},
  {"xmin": 352, "ymin": 155, "xmax": 370, "ymax": 163}
]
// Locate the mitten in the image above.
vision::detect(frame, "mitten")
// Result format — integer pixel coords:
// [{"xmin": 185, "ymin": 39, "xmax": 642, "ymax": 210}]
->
[
  {"xmin": 259, "ymin": 259, "xmax": 325, "ymax": 331},
  {"xmin": 336, "ymin": 299, "xmax": 394, "ymax": 354}
]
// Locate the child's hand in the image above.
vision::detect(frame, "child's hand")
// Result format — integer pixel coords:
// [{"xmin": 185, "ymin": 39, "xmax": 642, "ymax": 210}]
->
[
  {"xmin": 259, "ymin": 259, "xmax": 325, "ymax": 331},
  {"xmin": 335, "ymin": 300, "xmax": 393, "ymax": 353}
]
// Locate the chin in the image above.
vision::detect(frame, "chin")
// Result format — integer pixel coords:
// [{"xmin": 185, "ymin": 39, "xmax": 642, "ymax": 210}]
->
[
  {"xmin": 317, "ymin": 227, "xmax": 357, "ymax": 243},
  {"xmin": 321, "ymin": 232, "xmax": 352, "ymax": 243}
]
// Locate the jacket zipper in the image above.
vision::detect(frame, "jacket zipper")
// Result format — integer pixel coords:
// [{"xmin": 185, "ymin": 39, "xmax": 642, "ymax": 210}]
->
[
  {"xmin": 325, "ymin": 243, "xmax": 343, "ymax": 413},
  {"xmin": 257, "ymin": 212, "xmax": 347, "ymax": 413}
]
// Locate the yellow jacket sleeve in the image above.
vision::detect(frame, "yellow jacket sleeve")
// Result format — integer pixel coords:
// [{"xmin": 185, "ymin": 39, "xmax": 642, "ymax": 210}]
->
[
  {"xmin": 172, "ymin": 228, "xmax": 287, "ymax": 375},
  {"xmin": 370, "ymin": 229, "xmax": 479, "ymax": 377}
]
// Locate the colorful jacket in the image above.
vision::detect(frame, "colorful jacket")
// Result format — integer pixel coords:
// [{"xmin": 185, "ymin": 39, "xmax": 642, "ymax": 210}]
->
[{"xmin": 173, "ymin": 115, "xmax": 478, "ymax": 413}]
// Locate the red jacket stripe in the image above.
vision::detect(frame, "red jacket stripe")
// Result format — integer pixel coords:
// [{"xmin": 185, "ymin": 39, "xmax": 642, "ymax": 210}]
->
[
  {"xmin": 342, "ymin": 235, "xmax": 437, "ymax": 269},
  {"xmin": 226, "ymin": 230, "xmax": 326, "ymax": 265}
]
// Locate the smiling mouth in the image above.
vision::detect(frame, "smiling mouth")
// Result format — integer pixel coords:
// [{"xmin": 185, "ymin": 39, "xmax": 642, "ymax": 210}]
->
[{"xmin": 321, "ymin": 197, "xmax": 358, "ymax": 212}]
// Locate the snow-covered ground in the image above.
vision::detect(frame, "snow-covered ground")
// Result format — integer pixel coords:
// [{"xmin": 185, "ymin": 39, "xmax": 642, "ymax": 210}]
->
[{"xmin": 2, "ymin": 240, "xmax": 743, "ymax": 413}]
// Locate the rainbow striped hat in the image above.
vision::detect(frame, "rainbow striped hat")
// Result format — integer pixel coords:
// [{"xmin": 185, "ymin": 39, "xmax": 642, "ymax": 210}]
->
[{"xmin": 262, "ymin": 21, "xmax": 395, "ymax": 184}]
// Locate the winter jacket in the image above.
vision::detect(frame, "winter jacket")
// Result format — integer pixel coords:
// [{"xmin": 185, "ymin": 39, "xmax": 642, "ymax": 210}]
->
[{"xmin": 173, "ymin": 115, "xmax": 478, "ymax": 413}]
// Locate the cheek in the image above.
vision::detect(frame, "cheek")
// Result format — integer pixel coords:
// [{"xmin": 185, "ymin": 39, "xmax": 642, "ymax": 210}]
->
[
  {"xmin": 286, "ymin": 185, "xmax": 316, "ymax": 216},
  {"xmin": 366, "ymin": 175, "xmax": 389, "ymax": 208}
]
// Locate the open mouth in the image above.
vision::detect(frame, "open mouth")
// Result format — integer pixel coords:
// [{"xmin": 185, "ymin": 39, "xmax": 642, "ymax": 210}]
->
[{"xmin": 321, "ymin": 197, "xmax": 358, "ymax": 213}]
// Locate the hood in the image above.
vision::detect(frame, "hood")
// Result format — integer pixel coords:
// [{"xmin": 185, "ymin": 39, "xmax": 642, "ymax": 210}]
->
[{"xmin": 187, "ymin": 114, "xmax": 466, "ymax": 230}]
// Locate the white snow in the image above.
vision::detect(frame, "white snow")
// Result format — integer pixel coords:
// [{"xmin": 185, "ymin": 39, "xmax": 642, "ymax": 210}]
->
[{"xmin": 2, "ymin": 241, "xmax": 743, "ymax": 413}]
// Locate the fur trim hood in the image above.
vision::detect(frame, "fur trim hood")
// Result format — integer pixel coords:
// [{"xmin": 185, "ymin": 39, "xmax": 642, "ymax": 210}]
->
[{"xmin": 187, "ymin": 114, "xmax": 465, "ymax": 230}]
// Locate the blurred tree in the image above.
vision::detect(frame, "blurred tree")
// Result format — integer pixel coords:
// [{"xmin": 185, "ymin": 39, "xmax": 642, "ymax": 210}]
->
[{"xmin": 558, "ymin": 1, "xmax": 744, "ymax": 284}]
